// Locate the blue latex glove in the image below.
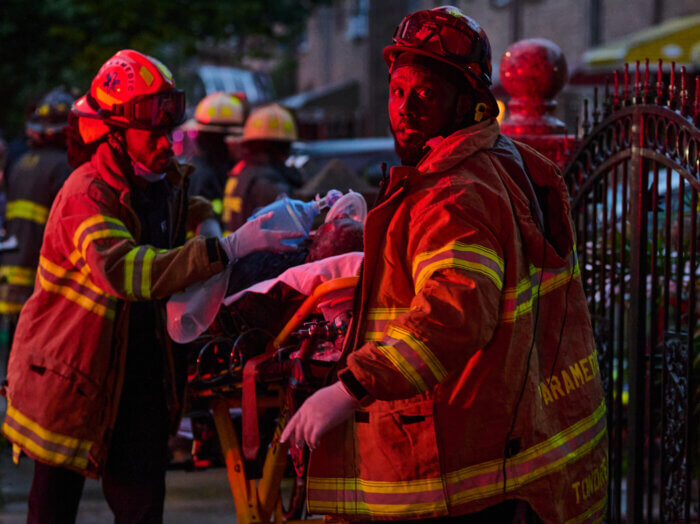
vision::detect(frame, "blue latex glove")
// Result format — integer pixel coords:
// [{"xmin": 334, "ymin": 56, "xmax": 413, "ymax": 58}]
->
[{"xmin": 220, "ymin": 211, "xmax": 303, "ymax": 259}]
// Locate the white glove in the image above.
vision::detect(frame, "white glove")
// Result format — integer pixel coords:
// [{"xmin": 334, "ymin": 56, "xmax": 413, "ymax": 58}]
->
[
  {"xmin": 220, "ymin": 211, "xmax": 303, "ymax": 260},
  {"xmin": 280, "ymin": 381, "xmax": 359, "ymax": 450}
]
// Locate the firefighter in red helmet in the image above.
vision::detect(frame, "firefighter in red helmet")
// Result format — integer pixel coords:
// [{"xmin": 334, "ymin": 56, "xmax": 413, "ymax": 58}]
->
[
  {"xmin": 1, "ymin": 49, "xmax": 300, "ymax": 522},
  {"xmin": 283, "ymin": 6, "xmax": 607, "ymax": 523}
]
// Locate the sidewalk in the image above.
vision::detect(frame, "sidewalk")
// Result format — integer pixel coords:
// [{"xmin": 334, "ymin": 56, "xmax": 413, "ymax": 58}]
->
[{"xmin": 0, "ymin": 449, "xmax": 240, "ymax": 523}]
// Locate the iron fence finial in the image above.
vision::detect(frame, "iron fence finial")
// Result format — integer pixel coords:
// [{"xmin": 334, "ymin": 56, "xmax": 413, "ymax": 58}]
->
[
  {"xmin": 679, "ymin": 66, "xmax": 689, "ymax": 117},
  {"xmin": 643, "ymin": 58, "xmax": 651, "ymax": 103},
  {"xmin": 655, "ymin": 59, "xmax": 665, "ymax": 106},
  {"xmin": 668, "ymin": 61, "xmax": 677, "ymax": 110},
  {"xmin": 582, "ymin": 97, "xmax": 591, "ymax": 137},
  {"xmin": 634, "ymin": 60, "xmax": 641, "ymax": 104},
  {"xmin": 604, "ymin": 77, "xmax": 612, "ymax": 117},
  {"xmin": 694, "ymin": 76, "xmax": 700, "ymax": 126},
  {"xmin": 593, "ymin": 87, "xmax": 601, "ymax": 126}
]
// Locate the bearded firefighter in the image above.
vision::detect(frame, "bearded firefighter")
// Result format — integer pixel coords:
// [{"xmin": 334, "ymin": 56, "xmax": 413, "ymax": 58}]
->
[{"xmin": 282, "ymin": 6, "xmax": 607, "ymax": 523}]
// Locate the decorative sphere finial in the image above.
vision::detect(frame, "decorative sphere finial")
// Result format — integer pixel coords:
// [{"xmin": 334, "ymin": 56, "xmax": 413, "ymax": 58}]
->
[{"xmin": 500, "ymin": 38, "xmax": 568, "ymax": 135}]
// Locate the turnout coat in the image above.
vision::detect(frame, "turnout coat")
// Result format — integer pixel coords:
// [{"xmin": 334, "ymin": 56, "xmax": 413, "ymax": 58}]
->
[
  {"xmin": 1, "ymin": 142, "xmax": 226, "ymax": 477},
  {"xmin": 308, "ymin": 120, "xmax": 608, "ymax": 523}
]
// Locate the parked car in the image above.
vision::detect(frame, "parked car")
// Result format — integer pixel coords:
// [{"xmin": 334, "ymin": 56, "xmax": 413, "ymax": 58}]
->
[{"xmin": 288, "ymin": 137, "xmax": 399, "ymax": 187}]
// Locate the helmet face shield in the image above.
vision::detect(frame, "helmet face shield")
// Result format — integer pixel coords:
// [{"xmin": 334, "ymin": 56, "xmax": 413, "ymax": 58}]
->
[{"xmin": 115, "ymin": 89, "xmax": 186, "ymax": 130}]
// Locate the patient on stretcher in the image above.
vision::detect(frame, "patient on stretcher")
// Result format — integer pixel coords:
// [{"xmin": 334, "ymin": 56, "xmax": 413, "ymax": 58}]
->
[{"xmin": 167, "ymin": 192, "xmax": 366, "ymax": 345}]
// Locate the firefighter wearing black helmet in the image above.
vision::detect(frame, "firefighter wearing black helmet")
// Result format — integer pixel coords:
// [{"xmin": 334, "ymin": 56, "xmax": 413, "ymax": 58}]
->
[{"xmin": 0, "ymin": 87, "xmax": 75, "ymax": 377}]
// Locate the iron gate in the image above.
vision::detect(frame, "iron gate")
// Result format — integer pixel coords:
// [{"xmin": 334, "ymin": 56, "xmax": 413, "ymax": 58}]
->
[{"xmin": 563, "ymin": 62, "xmax": 700, "ymax": 522}]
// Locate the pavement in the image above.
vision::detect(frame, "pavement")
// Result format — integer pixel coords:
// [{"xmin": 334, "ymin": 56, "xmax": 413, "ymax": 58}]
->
[{"xmin": 0, "ymin": 449, "xmax": 242, "ymax": 523}]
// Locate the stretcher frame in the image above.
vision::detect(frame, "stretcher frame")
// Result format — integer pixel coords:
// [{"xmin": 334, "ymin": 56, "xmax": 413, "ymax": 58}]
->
[{"xmin": 193, "ymin": 276, "xmax": 358, "ymax": 524}]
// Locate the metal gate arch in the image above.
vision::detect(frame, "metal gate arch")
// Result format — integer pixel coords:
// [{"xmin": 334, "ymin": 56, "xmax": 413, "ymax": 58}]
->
[{"xmin": 563, "ymin": 84, "xmax": 700, "ymax": 522}]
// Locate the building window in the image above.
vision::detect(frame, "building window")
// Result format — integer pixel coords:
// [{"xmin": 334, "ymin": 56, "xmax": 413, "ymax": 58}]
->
[{"xmin": 346, "ymin": 0, "xmax": 369, "ymax": 41}]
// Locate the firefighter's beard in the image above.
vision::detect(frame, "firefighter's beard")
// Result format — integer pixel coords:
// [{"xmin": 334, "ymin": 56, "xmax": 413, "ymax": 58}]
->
[
  {"xmin": 390, "ymin": 115, "xmax": 461, "ymax": 167},
  {"xmin": 390, "ymin": 122, "xmax": 430, "ymax": 167}
]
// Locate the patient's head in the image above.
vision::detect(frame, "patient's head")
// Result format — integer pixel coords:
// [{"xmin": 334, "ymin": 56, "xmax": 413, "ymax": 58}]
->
[{"xmin": 306, "ymin": 218, "xmax": 364, "ymax": 262}]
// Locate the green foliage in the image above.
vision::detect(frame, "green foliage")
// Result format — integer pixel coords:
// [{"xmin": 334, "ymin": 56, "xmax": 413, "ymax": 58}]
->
[{"xmin": 0, "ymin": 0, "xmax": 329, "ymax": 137}]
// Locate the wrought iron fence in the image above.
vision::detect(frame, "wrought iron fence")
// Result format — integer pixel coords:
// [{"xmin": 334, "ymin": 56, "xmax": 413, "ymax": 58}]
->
[{"xmin": 563, "ymin": 60, "xmax": 700, "ymax": 522}]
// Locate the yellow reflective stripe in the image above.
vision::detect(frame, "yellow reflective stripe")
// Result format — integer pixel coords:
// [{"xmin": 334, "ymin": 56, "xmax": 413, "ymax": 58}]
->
[
  {"xmin": 2, "ymin": 423, "xmax": 88, "ymax": 470},
  {"xmin": 448, "ymin": 399, "xmax": 606, "ymax": 483},
  {"xmin": 412, "ymin": 242, "xmax": 504, "ymax": 278},
  {"xmin": 224, "ymin": 196, "xmax": 242, "ymax": 214},
  {"xmin": 366, "ymin": 307, "xmax": 410, "ymax": 319},
  {"xmin": 449, "ymin": 426, "xmax": 606, "ymax": 505},
  {"xmin": 141, "ymin": 248, "xmax": 155, "ymax": 299},
  {"xmin": 309, "ymin": 500, "xmax": 443, "ymax": 517},
  {"xmin": 37, "ymin": 273, "xmax": 114, "ymax": 320},
  {"xmin": 68, "ymin": 250, "xmax": 91, "ymax": 275},
  {"xmin": 39, "ymin": 257, "xmax": 115, "ymax": 319},
  {"xmin": 80, "ymin": 229, "xmax": 132, "ymax": 260},
  {"xmin": 6, "ymin": 200, "xmax": 49, "ymax": 225},
  {"xmin": 4, "ymin": 400, "xmax": 92, "ymax": 460},
  {"xmin": 73, "ymin": 215, "xmax": 131, "ymax": 259},
  {"xmin": 502, "ymin": 262, "xmax": 581, "ymax": 323},
  {"xmin": 446, "ymin": 401, "xmax": 607, "ymax": 505},
  {"xmin": 387, "ymin": 325, "xmax": 447, "ymax": 384},
  {"xmin": 40, "ymin": 257, "xmax": 105, "ymax": 298},
  {"xmin": 565, "ymin": 494, "xmax": 607, "ymax": 524},
  {"xmin": 415, "ymin": 259, "xmax": 503, "ymax": 294},
  {"xmin": 124, "ymin": 247, "xmax": 139, "ymax": 299},
  {"xmin": 0, "ymin": 301, "xmax": 24, "ymax": 314},
  {"xmin": 0, "ymin": 266, "xmax": 36, "ymax": 286},
  {"xmin": 308, "ymin": 476, "xmax": 443, "ymax": 493},
  {"xmin": 364, "ymin": 308, "xmax": 410, "ymax": 341},
  {"xmin": 376, "ymin": 342, "xmax": 427, "ymax": 392},
  {"xmin": 73, "ymin": 215, "xmax": 105, "ymax": 248},
  {"xmin": 413, "ymin": 243, "xmax": 504, "ymax": 294}
]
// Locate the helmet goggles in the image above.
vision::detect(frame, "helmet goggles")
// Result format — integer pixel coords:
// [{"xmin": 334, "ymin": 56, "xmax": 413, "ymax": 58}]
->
[
  {"xmin": 392, "ymin": 10, "xmax": 483, "ymax": 66},
  {"xmin": 111, "ymin": 89, "xmax": 185, "ymax": 130},
  {"xmin": 84, "ymin": 89, "xmax": 186, "ymax": 130}
]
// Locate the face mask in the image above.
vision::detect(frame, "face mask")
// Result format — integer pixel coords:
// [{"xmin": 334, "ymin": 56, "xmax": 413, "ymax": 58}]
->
[{"xmin": 130, "ymin": 156, "xmax": 166, "ymax": 182}]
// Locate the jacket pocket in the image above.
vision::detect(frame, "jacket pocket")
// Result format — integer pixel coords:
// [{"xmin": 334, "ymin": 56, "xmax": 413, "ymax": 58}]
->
[
  {"xmin": 15, "ymin": 351, "xmax": 105, "ymax": 436},
  {"xmin": 352, "ymin": 398, "xmax": 448, "ymax": 517},
  {"xmin": 26, "ymin": 352, "xmax": 102, "ymax": 400}
]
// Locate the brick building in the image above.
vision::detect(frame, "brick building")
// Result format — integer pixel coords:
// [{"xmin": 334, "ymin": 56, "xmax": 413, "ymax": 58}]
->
[{"xmin": 296, "ymin": 0, "xmax": 699, "ymax": 136}]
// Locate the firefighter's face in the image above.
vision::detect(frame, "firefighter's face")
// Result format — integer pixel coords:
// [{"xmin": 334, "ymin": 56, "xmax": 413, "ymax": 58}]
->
[
  {"xmin": 124, "ymin": 127, "xmax": 173, "ymax": 173},
  {"xmin": 389, "ymin": 64, "xmax": 459, "ymax": 165}
]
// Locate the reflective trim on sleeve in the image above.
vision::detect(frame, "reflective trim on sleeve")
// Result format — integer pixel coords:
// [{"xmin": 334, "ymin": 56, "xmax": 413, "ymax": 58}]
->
[
  {"xmin": 6, "ymin": 200, "xmax": 50, "ymax": 225},
  {"xmin": 73, "ymin": 215, "xmax": 133, "ymax": 260},
  {"xmin": 0, "ymin": 301, "xmax": 24, "ymax": 314},
  {"xmin": 364, "ymin": 307, "xmax": 410, "ymax": 342},
  {"xmin": 38, "ymin": 256, "xmax": 116, "ymax": 319},
  {"xmin": 124, "ymin": 246, "xmax": 157, "ymax": 300},
  {"xmin": 376, "ymin": 325, "xmax": 448, "ymax": 393},
  {"xmin": 0, "ymin": 266, "xmax": 36, "ymax": 287},
  {"xmin": 412, "ymin": 242, "xmax": 504, "ymax": 294},
  {"xmin": 502, "ymin": 252, "xmax": 580, "ymax": 324}
]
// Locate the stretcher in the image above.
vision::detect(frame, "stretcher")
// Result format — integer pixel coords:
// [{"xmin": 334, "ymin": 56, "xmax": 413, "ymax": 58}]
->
[{"xmin": 187, "ymin": 263, "xmax": 360, "ymax": 523}]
